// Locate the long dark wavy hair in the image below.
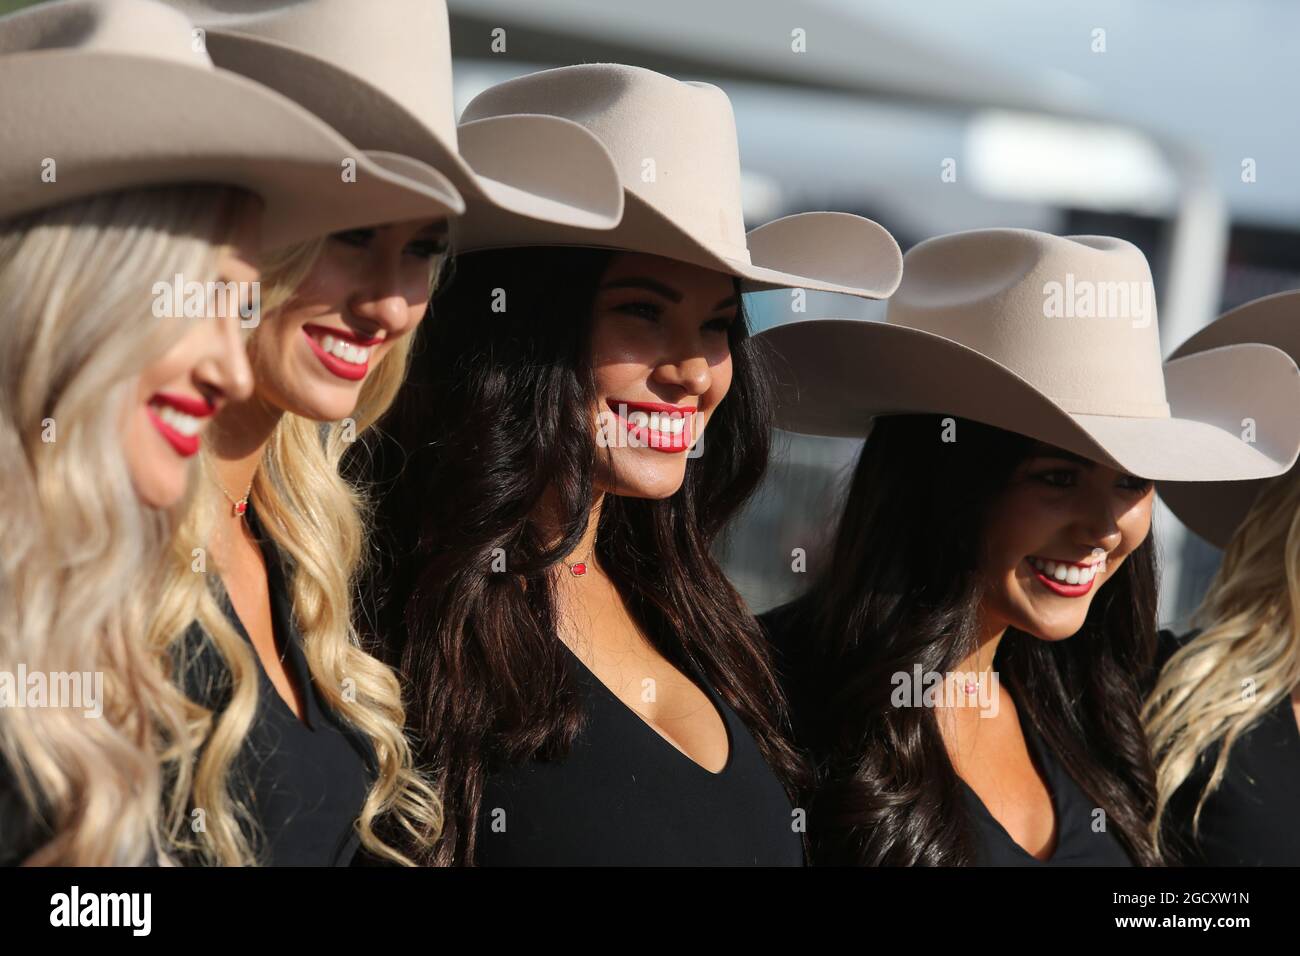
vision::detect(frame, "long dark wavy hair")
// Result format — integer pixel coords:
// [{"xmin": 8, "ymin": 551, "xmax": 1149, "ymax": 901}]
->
[
  {"xmin": 353, "ymin": 246, "xmax": 807, "ymax": 864},
  {"xmin": 777, "ymin": 414, "xmax": 1161, "ymax": 866}
]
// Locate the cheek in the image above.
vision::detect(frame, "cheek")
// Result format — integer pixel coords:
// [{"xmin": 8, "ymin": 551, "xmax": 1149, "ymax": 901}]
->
[
  {"xmin": 590, "ymin": 312, "xmax": 669, "ymax": 368},
  {"xmin": 136, "ymin": 322, "xmax": 201, "ymax": 396},
  {"xmin": 401, "ymin": 259, "xmax": 433, "ymax": 307},
  {"xmin": 591, "ymin": 322, "xmax": 655, "ymax": 397},
  {"xmin": 1114, "ymin": 496, "xmax": 1154, "ymax": 558},
  {"xmin": 983, "ymin": 487, "xmax": 1055, "ymax": 571},
  {"xmin": 696, "ymin": 351, "xmax": 733, "ymax": 424}
]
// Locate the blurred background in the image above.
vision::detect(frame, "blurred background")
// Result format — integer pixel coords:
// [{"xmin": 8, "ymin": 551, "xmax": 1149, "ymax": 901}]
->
[
  {"xmin": 7, "ymin": 0, "xmax": 1290, "ymax": 628},
  {"xmin": 442, "ymin": 0, "xmax": 1300, "ymax": 629}
]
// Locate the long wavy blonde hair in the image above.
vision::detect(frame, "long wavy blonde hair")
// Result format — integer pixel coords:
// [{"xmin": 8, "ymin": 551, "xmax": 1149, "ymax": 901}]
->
[
  {"xmin": 0, "ymin": 185, "xmax": 254, "ymax": 865},
  {"xmin": 160, "ymin": 233, "xmax": 445, "ymax": 866},
  {"xmin": 1145, "ymin": 469, "xmax": 1300, "ymax": 857}
]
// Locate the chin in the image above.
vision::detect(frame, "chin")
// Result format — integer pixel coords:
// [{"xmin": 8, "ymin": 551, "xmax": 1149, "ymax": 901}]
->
[
  {"xmin": 132, "ymin": 471, "xmax": 186, "ymax": 511},
  {"xmin": 279, "ymin": 382, "xmax": 360, "ymax": 424},
  {"xmin": 1019, "ymin": 611, "xmax": 1090, "ymax": 642},
  {"xmin": 606, "ymin": 462, "xmax": 688, "ymax": 500}
]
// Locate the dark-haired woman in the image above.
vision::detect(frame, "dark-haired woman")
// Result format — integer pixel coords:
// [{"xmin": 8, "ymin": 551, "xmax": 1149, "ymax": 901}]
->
[
  {"xmin": 756, "ymin": 228, "xmax": 1300, "ymax": 866},
  {"xmin": 355, "ymin": 63, "xmax": 903, "ymax": 865}
]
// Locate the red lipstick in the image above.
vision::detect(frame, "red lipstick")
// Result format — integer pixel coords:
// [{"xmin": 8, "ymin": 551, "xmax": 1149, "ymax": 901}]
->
[
  {"xmin": 145, "ymin": 392, "xmax": 215, "ymax": 458},
  {"xmin": 1026, "ymin": 555, "xmax": 1105, "ymax": 598},
  {"xmin": 303, "ymin": 324, "xmax": 381, "ymax": 382},
  {"xmin": 605, "ymin": 399, "xmax": 697, "ymax": 454}
]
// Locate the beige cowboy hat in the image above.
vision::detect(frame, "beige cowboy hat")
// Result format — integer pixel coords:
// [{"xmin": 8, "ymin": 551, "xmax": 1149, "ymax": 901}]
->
[
  {"xmin": 756, "ymin": 228, "xmax": 1300, "ymax": 483},
  {"xmin": 454, "ymin": 63, "xmax": 903, "ymax": 298},
  {"xmin": 1157, "ymin": 290, "xmax": 1300, "ymax": 547},
  {"xmin": 166, "ymin": 0, "xmax": 624, "ymax": 243},
  {"xmin": 0, "ymin": 0, "xmax": 463, "ymax": 249}
]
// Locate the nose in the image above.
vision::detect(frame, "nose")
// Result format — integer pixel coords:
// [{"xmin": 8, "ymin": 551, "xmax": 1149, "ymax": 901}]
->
[
  {"xmin": 1074, "ymin": 488, "xmax": 1125, "ymax": 554},
  {"xmin": 651, "ymin": 352, "xmax": 712, "ymax": 396},
  {"xmin": 198, "ymin": 314, "xmax": 254, "ymax": 403},
  {"xmin": 347, "ymin": 248, "xmax": 426, "ymax": 338}
]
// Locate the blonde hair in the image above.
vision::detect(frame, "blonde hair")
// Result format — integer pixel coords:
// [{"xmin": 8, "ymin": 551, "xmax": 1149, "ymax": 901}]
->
[
  {"xmin": 164, "ymin": 235, "xmax": 444, "ymax": 865},
  {"xmin": 0, "ymin": 185, "xmax": 253, "ymax": 865},
  {"xmin": 1145, "ymin": 469, "xmax": 1300, "ymax": 857}
]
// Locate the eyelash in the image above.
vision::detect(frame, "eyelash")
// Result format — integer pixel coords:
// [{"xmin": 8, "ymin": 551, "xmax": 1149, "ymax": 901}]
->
[
  {"xmin": 332, "ymin": 228, "xmax": 447, "ymax": 259},
  {"xmin": 614, "ymin": 301, "xmax": 735, "ymax": 332},
  {"xmin": 1034, "ymin": 468, "xmax": 1152, "ymax": 493},
  {"xmin": 615, "ymin": 301, "xmax": 661, "ymax": 320}
]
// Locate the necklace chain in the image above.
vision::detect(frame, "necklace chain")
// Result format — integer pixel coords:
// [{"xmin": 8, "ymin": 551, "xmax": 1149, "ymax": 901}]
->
[{"xmin": 213, "ymin": 474, "xmax": 253, "ymax": 519}]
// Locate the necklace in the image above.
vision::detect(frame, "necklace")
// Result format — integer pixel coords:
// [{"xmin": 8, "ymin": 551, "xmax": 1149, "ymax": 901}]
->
[
  {"xmin": 563, "ymin": 541, "xmax": 595, "ymax": 577},
  {"xmin": 214, "ymin": 476, "xmax": 253, "ymax": 518}
]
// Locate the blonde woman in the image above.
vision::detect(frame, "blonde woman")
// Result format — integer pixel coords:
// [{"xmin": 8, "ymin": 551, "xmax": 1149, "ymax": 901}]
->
[
  {"xmin": 0, "ymin": 0, "xmax": 450, "ymax": 864},
  {"xmin": 1146, "ymin": 290, "xmax": 1300, "ymax": 866},
  {"xmin": 160, "ymin": 0, "xmax": 623, "ymax": 865}
]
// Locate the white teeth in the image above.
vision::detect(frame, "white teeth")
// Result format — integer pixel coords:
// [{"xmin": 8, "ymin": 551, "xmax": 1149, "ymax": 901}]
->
[
  {"xmin": 153, "ymin": 403, "xmax": 201, "ymax": 436},
  {"xmin": 1029, "ymin": 555, "xmax": 1105, "ymax": 587},
  {"xmin": 316, "ymin": 331, "xmax": 370, "ymax": 365},
  {"xmin": 621, "ymin": 407, "xmax": 694, "ymax": 439}
]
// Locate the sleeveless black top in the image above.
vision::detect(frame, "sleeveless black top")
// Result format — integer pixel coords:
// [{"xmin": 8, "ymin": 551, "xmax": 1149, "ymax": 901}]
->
[
  {"xmin": 181, "ymin": 508, "xmax": 376, "ymax": 866},
  {"xmin": 760, "ymin": 599, "xmax": 1133, "ymax": 866},
  {"xmin": 1153, "ymin": 629, "xmax": 1300, "ymax": 866},
  {"xmin": 474, "ymin": 641, "xmax": 805, "ymax": 866},
  {"xmin": 0, "ymin": 511, "xmax": 376, "ymax": 867},
  {"xmin": 960, "ymin": 717, "xmax": 1132, "ymax": 865}
]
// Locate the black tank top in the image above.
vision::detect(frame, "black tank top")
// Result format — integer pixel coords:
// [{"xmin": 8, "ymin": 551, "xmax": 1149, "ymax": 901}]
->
[
  {"xmin": 2, "ymin": 511, "xmax": 376, "ymax": 867},
  {"xmin": 1154, "ymin": 630, "xmax": 1300, "ymax": 865},
  {"xmin": 760, "ymin": 598, "xmax": 1134, "ymax": 866},
  {"xmin": 961, "ymin": 717, "xmax": 1134, "ymax": 866},
  {"xmin": 181, "ymin": 507, "xmax": 376, "ymax": 866},
  {"xmin": 475, "ymin": 641, "xmax": 805, "ymax": 866}
]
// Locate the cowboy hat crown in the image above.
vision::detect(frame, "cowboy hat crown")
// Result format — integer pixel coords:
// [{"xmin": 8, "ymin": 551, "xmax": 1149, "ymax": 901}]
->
[
  {"xmin": 757, "ymin": 228, "xmax": 1300, "ymax": 484},
  {"xmin": 457, "ymin": 62, "xmax": 903, "ymax": 298}
]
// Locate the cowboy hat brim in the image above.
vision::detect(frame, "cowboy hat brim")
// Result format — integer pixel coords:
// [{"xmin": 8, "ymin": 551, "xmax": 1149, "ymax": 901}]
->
[
  {"xmin": 1158, "ymin": 290, "xmax": 1300, "ymax": 547},
  {"xmin": 756, "ymin": 318, "xmax": 1300, "ymax": 482},
  {"xmin": 0, "ymin": 51, "xmax": 463, "ymax": 248},
  {"xmin": 450, "ymin": 193, "xmax": 904, "ymax": 299},
  {"xmin": 197, "ymin": 29, "xmax": 624, "ymax": 232}
]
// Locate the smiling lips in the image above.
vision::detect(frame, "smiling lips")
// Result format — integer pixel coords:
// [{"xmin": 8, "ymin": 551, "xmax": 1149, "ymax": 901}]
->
[
  {"xmin": 606, "ymin": 399, "xmax": 697, "ymax": 453},
  {"xmin": 1027, "ymin": 554, "xmax": 1109, "ymax": 597},
  {"xmin": 146, "ymin": 391, "xmax": 215, "ymax": 457},
  {"xmin": 303, "ymin": 323, "xmax": 382, "ymax": 381}
]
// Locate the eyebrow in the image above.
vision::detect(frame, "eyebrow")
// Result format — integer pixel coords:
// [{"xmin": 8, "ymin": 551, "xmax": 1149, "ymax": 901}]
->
[
  {"xmin": 599, "ymin": 277, "xmax": 739, "ymax": 312},
  {"xmin": 1027, "ymin": 443, "xmax": 1095, "ymax": 467}
]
